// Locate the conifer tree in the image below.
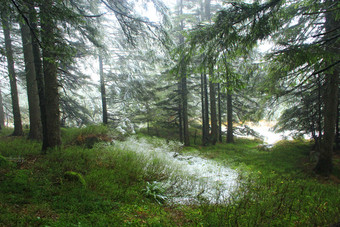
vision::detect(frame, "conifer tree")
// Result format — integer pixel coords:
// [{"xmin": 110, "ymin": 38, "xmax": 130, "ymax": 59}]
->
[{"xmin": 1, "ymin": 3, "xmax": 23, "ymax": 136}]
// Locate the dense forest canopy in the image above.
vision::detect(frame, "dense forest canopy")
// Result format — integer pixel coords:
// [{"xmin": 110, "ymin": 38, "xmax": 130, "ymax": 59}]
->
[{"xmin": 0, "ymin": 0, "xmax": 339, "ymax": 176}]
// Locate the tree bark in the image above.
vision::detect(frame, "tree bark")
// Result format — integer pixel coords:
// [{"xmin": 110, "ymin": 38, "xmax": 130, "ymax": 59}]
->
[
  {"xmin": 315, "ymin": 0, "xmax": 339, "ymax": 176},
  {"xmin": 204, "ymin": 73, "xmax": 210, "ymax": 142},
  {"xmin": 182, "ymin": 75, "xmax": 190, "ymax": 146},
  {"xmin": 178, "ymin": 82, "xmax": 183, "ymax": 143},
  {"xmin": 28, "ymin": 3, "xmax": 48, "ymax": 151},
  {"xmin": 218, "ymin": 83, "xmax": 222, "ymax": 143},
  {"xmin": 201, "ymin": 73, "xmax": 209, "ymax": 145},
  {"xmin": 20, "ymin": 17, "xmax": 42, "ymax": 140},
  {"xmin": 226, "ymin": 89, "xmax": 234, "ymax": 143},
  {"xmin": 209, "ymin": 79, "xmax": 218, "ymax": 145},
  {"xmin": 40, "ymin": 0, "xmax": 61, "ymax": 150},
  {"xmin": 0, "ymin": 86, "xmax": 4, "ymax": 129},
  {"xmin": 1, "ymin": 10, "xmax": 23, "ymax": 136},
  {"xmin": 178, "ymin": 0, "xmax": 189, "ymax": 146},
  {"xmin": 99, "ymin": 55, "xmax": 108, "ymax": 125},
  {"xmin": 336, "ymin": 96, "xmax": 340, "ymax": 151}
]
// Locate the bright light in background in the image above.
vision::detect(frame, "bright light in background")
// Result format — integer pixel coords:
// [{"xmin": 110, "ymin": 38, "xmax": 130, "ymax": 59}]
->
[{"xmin": 248, "ymin": 121, "xmax": 292, "ymax": 144}]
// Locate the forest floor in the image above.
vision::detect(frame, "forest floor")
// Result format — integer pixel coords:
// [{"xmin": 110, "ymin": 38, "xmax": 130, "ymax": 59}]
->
[{"xmin": 0, "ymin": 126, "xmax": 340, "ymax": 226}]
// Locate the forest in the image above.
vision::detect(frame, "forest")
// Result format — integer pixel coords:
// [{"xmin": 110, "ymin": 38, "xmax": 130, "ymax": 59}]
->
[{"xmin": 0, "ymin": 0, "xmax": 339, "ymax": 226}]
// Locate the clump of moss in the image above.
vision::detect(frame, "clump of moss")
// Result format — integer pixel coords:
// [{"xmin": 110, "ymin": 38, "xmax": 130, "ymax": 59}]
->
[{"xmin": 63, "ymin": 171, "xmax": 86, "ymax": 187}]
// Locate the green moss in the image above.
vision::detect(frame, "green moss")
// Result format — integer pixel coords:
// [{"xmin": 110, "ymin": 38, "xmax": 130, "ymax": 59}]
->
[{"xmin": 63, "ymin": 171, "xmax": 86, "ymax": 187}]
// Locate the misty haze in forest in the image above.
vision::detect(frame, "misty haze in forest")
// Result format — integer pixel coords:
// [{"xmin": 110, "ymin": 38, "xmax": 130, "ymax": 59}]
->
[{"xmin": 0, "ymin": 0, "xmax": 339, "ymax": 226}]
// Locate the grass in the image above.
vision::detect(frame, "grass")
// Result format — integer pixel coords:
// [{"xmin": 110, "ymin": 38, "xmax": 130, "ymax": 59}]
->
[{"xmin": 0, "ymin": 126, "xmax": 340, "ymax": 226}]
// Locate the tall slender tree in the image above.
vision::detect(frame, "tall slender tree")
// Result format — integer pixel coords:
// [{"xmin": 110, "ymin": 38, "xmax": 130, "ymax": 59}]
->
[
  {"xmin": 99, "ymin": 55, "xmax": 108, "ymax": 125},
  {"xmin": 201, "ymin": 72, "xmax": 209, "ymax": 145},
  {"xmin": 217, "ymin": 82, "xmax": 222, "ymax": 142},
  {"xmin": 226, "ymin": 87, "xmax": 234, "ymax": 143},
  {"xmin": 177, "ymin": 0, "xmax": 190, "ymax": 146},
  {"xmin": 19, "ymin": 11, "xmax": 42, "ymax": 140},
  {"xmin": 209, "ymin": 70, "xmax": 218, "ymax": 144},
  {"xmin": 0, "ymin": 86, "xmax": 4, "ymax": 129},
  {"xmin": 1, "ymin": 5, "xmax": 23, "ymax": 136}
]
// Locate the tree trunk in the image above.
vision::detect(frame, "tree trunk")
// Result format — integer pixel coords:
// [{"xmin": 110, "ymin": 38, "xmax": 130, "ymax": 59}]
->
[
  {"xmin": 201, "ymin": 73, "xmax": 209, "ymax": 145},
  {"xmin": 178, "ymin": 82, "xmax": 183, "ymax": 143},
  {"xmin": 1, "ymin": 10, "xmax": 23, "ymax": 136},
  {"xmin": 40, "ymin": 0, "xmax": 61, "ymax": 150},
  {"xmin": 226, "ymin": 89, "xmax": 234, "ymax": 143},
  {"xmin": 336, "ymin": 96, "xmax": 340, "ymax": 151},
  {"xmin": 315, "ymin": 71, "xmax": 339, "ymax": 175},
  {"xmin": 182, "ymin": 75, "xmax": 190, "ymax": 146},
  {"xmin": 204, "ymin": 74, "xmax": 210, "ymax": 142},
  {"xmin": 204, "ymin": 0, "xmax": 211, "ymax": 22},
  {"xmin": 0, "ymin": 86, "xmax": 4, "ymax": 129},
  {"xmin": 209, "ymin": 79, "xmax": 218, "ymax": 145},
  {"xmin": 99, "ymin": 55, "xmax": 108, "ymax": 125},
  {"xmin": 178, "ymin": 0, "xmax": 189, "ymax": 146},
  {"xmin": 315, "ymin": 0, "xmax": 339, "ymax": 176},
  {"xmin": 28, "ymin": 3, "xmax": 48, "ymax": 151},
  {"xmin": 317, "ymin": 75, "xmax": 323, "ymax": 146},
  {"xmin": 218, "ymin": 83, "xmax": 222, "ymax": 142},
  {"xmin": 20, "ymin": 17, "xmax": 42, "ymax": 140}
]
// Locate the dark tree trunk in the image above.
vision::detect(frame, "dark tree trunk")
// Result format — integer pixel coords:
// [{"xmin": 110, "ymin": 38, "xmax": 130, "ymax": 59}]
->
[
  {"xmin": 336, "ymin": 96, "xmax": 340, "ymax": 151},
  {"xmin": 201, "ymin": 73, "xmax": 209, "ymax": 145},
  {"xmin": 28, "ymin": 3, "xmax": 48, "ymax": 151},
  {"xmin": 204, "ymin": 74, "xmax": 210, "ymax": 142},
  {"xmin": 40, "ymin": 0, "xmax": 61, "ymax": 150},
  {"xmin": 178, "ymin": 0, "xmax": 189, "ymax": 146},
  {"xmin": 20, "ymin": 17, "xmax": 42, "ymax": 140},
  {"xmin": 178, "ymin": 82, "xmax": 183, "ymax": 143},
  {"xmin": 317, "ymin": 75, "xmax": 323, "ymax": 146},
  {"xmin": 146, "ymin": 103, "xmax": 150, "ymax": 134},
  {"xmin": 226, "ymin": 90, "xmax": 234, "ymax": 143},
  {"xmin": 0, "ymin": 86, "xmax": 4, "ymax": 129},
  {"xmin": 315, "ymin": 0, "xmax": 339, "ymax": 176},
  {"xmin": 182, "ymin": 75, "xmax": 190, "ymax": 146},
  {"xmin": 218, "ymin": 83, "xmax": 222, "ymax": 143},
  {"xmin": 203, "ymin": 0, "xmax": 211, "ymax": 144},
  {"xmin": 1, "ymin": 11, "xmax": 23, "ymax": 136},
  {"xmin": 315, "ymin": 71, "xmax": 339, "ymax": 175},
  {"xmin": 99, "ymin": 55, "xmax": 108, "ymax": 125},
  {"xmin": 209, "ymin": 79, "xmax": 218, "ymax": 145}
]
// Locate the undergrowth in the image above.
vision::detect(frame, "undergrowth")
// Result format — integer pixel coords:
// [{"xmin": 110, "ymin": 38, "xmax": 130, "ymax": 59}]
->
[{"xmin": 0, "ymin": 126, "xmax": 339, "ymax": 226}]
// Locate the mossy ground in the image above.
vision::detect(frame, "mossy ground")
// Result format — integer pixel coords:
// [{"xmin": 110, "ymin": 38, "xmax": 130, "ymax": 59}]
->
[{"xmin": 0, "ymin": 126, "xmax": 339, "ymax": 226}]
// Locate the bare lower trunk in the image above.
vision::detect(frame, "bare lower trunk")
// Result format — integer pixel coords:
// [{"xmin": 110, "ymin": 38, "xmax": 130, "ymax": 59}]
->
[
  {"xmin": 226, "ymin": 90, "xmax": 234, "ymax": 143},
  {"xmin": 99, "ymin": 55, "xmax": 108, "ymax": 125},
  {"xmin": 40, "ymin": 0, "xmax": 61, "ymax": 150},
  {"xmin": 0, "ymin": 86, "xmax": 4, "ymax": 129},
  {"xmin": 182, "ymin": 76, "xmax": 190, "ymax": 146},
  {"xmin": 20, "ymin": 18, "xmax": 42, "ymax": 140},
  {"xmin": 315, "ymin": 0, "xmax": 339, "ymax": 176},
  {"xmin": 218, "ymin": 83, "xmax": 222, "ymax": 142},
  {"xmin": 315, "ymin": 71, "xmax": 338, "ymax": 175},
  {"xmin": 1, "ymin": 11, "xmax": 23, "ymax": 136},
  {"xmin": 209, "ymin": 80, "xmax": 217, "ymax": 145},
  {"xmin": 201, "ymin": 73, "xmax": 209, "ymax": 145},
  {"xmin": 178, "ymin": 82, "xmax": 183, "ymax": 143},
  {"xmin": 204, "ymin": 74, "xmax": 210, "ymax": 143},
  {"xmin": 28, "ymin": 3, "xmax": 48, "ymax": 151}
]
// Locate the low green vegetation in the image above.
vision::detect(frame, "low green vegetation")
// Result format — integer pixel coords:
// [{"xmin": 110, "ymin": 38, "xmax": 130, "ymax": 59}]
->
[{"xmin": 0, "ymin": 126, "xmax": 339, "ymax": 226}]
